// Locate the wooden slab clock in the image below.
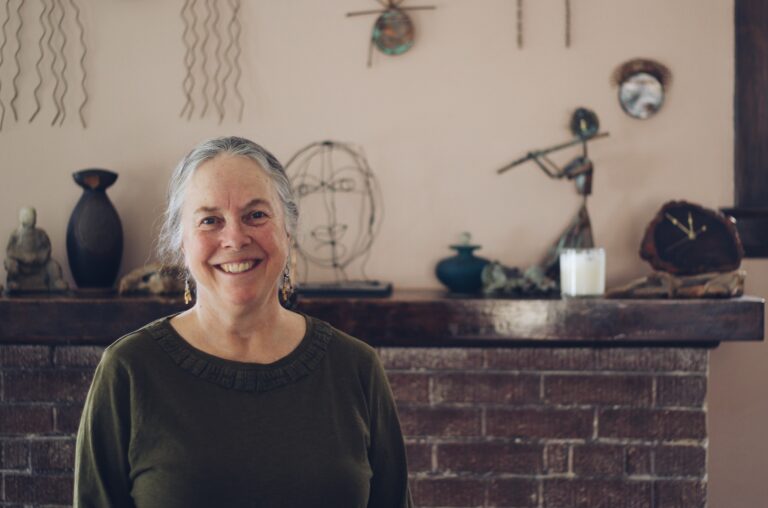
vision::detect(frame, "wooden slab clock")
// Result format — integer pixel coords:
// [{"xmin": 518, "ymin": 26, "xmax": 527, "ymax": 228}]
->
[{"xmin": 640, "ymin": 200, "xmax": 744, "ymax": 275}]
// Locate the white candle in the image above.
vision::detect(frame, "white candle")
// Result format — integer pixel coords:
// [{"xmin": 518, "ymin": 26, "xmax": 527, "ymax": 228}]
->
[{"xmin": 559, "ymin": 248, "xmax": 606, "ymax": 297}]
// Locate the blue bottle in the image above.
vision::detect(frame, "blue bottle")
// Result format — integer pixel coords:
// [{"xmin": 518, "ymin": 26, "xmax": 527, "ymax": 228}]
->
[{"xmin": 435, "ymin": 233, "xmax": 490, "ymax": 294}]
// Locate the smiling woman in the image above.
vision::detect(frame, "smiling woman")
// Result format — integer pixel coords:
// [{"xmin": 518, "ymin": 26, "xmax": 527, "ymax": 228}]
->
[
  {"xmin": 181, "ymin": 156, "xmax": 291, "ymax": 313},
  {"xmin": 73, "ymin": 137, "xmax": 413, "ymax": 508}
]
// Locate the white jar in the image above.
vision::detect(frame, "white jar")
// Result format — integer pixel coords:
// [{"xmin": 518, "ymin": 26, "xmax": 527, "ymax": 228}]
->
[{"xmin": 559, "ymin": 248, "xmax": 606, "ymax": 297}]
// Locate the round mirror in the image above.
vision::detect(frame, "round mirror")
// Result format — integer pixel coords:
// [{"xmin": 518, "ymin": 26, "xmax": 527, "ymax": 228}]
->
[
  {"xmin": 612, "ymin": 59, "xmax": 671, "ymax": 120},
  {"xmin": 619, "ymin": 72, "xmax": 664, "ymax": 120}
]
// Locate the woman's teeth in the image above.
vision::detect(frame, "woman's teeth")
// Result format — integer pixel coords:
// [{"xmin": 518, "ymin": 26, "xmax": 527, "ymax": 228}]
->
[{"xmin": 219, "ymin": 261, "xmax": 255, "ymax": 273}]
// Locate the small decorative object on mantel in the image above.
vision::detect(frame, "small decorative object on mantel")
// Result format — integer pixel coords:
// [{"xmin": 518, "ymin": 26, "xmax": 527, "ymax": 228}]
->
[
  {"xmin": 66, "ymin": 169, "xmax": 123, "ymax": 291},
  {"xmin": 559, "ymin": 247, "xmax": 606, "ymax": 298},
  {"xmin": 435, "ymin": 233, "xmax": 490, "ymax": 294},
  {"xmin": 4, "ymin": 206, "xmax": 68, "ymax": 294},
  {"xmin": 611, "ymin": 58, "xmax": 671, "ymax": 120},
  {"xmin": 179, "ymin": 0, "xmax": 244, "ymax": 122},
  {"xmin": 497, "ymin": 107, "xmax": 609, "ymax": 282},
  {"xmin": 482, "ymin": 263, "xmax": 559, "ymax": 298},
  {"xmin": 118, "ymin": 263, "xmax": 185, "ymax": 296},
  {"xmin": 284, "ymin": 140, "xmax": 391, "ymax": 297},
  {"xmin": 0, "ymin": 0, "xmax": 90, "ymax": 130},
  {"xmin": 639, "ymin": 200, "xmax": 743, "ymax": 275},
  {"xmin": 607, "ymin": 270, "xmax": 745, "ymax": 299},
  {"xmin": 608, "ymin": 200, "xmax": 745, "ymax": 299},
  {"xmin": 346, "ymin": 0, "xmax": 436, "ymax": 67},
  {"xmin": 481, "ymin": 212, "xmax": 596, "ymax": 300}
]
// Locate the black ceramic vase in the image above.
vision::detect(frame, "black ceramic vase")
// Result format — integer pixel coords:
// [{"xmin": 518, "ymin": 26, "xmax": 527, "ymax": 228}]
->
[
  {"xmin": 66, "ymin": 169, "xmax": 123, "ymax": 289},
  {"xmin": 435, "ymin": 241, "xmax": 490, "ymax": 294}
]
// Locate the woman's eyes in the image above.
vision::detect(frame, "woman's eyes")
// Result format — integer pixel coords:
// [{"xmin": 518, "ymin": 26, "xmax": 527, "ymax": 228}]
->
[
  {"xmin": 247, "ymin": 210, "xmax": 269, "ymax": 221},
  {"xmin": 197, "ymin": 211, "xmax": 269, "ymax": 227}
]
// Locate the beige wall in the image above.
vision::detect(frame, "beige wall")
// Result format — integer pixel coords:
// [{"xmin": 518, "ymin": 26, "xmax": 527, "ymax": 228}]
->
[
  {"xmin": 709, "ymin": 261, "xmax": 768, "ymax": 507},
  {"xmin": 0, "ymin": 0, "xmax": 761, "ymax": 504}
]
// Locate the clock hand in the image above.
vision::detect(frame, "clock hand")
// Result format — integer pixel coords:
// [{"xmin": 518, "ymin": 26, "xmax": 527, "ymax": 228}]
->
[
  {"xmin": 665, "ymin": 213, "xmax": 692, "ymax": 236},
  {"xmin": 664, "ymin": 223, "xmax": 708, "ymax": 253},
  {"xmin": 687, "ymin": 213, "xmax": 696, "ymax": 239},
  {"xmin": 664, "ymin": 234, "xmax": 692, "ymax": 253},
  {"xmin": 689, "ymin": 224, "xmax": 707, "ymax": 239}
]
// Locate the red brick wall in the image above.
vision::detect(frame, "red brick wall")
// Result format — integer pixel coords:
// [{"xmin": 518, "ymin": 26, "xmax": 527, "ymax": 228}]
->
[
  {"xmin": 0, "ymin": 345, "xmax": 707, "ymax": 507},
  {"xmin": 381, "ymin": 348, "xmax": 708, "ymax": 508},
  {"xmin": 0, "ymin": 345, "xmax": 97, "ymax": 506}
]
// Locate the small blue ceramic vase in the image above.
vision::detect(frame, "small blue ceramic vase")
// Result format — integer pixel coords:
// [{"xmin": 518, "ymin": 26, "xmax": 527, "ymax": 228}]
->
[{"xmin": 435, "ymin": 233, "xmax": 490, "ymax": 294}]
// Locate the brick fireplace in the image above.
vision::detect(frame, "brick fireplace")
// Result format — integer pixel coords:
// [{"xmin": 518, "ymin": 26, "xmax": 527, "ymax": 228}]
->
[
  {"xmin": 0, "ymin": 293, "xmax": 762, "ymax": 507},
  {"xmin": 388, "ymin": 347, "xmax": 707, "ymax": 507}
]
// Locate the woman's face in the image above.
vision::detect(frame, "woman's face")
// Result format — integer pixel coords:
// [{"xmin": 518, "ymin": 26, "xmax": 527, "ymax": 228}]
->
[{"xmin": 180, "ymin": 154, "xmax": 290, "ymax": 309}]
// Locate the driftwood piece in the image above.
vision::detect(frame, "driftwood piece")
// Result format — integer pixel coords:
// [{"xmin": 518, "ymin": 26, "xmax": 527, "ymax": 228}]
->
[
  {"xmin": 481, "ymin": 262, "xmax": 559, "ymax": 298},
  {"xmin": 606, "ymin": 270, "xmax": 745, "ymax": 299},
  {"xmin": 118, "ymin": 264, "xmax": 185, "ymax": 295}
]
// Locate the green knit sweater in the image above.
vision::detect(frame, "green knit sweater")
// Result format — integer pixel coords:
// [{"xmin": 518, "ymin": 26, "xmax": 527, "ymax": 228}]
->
[{"xmin": 74, "ymin": 314, "xmax": 412, "ymax": 508}]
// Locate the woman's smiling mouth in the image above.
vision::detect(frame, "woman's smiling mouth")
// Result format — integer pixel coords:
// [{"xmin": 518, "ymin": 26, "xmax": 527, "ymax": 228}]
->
[{"xmin": 216, "ymin": 260, "xmax": 261, "ymax": 274}]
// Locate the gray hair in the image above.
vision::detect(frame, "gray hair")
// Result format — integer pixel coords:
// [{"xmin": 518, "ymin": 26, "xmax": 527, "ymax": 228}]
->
[{"xmin": 157, "ymin": 136, "xmax": 298, "ymax": 267}]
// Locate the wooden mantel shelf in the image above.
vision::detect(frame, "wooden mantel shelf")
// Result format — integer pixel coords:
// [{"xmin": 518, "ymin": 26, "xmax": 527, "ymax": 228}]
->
[{"xmin": 0, "ymin": 291, "xmax": 763, "ymax": 346}]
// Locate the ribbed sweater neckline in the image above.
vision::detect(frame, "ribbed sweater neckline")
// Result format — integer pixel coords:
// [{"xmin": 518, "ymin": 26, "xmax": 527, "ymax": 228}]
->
[{"xmin": 146, "ymin": 314, "xmax": 332, "ymax": 392}]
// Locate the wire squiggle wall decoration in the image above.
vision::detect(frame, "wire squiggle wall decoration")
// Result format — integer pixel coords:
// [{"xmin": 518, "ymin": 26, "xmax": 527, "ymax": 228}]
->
[
  {"xmin": 0, "ymin": 0, "xmax": 88, "ymax": 130},
  {"xmin": 180, "ymin": 0, "xmax": 243, "ymax": 123},
  {"xmin": 0, "ymin": 0, "xmax": 12, "ymax": 129}
]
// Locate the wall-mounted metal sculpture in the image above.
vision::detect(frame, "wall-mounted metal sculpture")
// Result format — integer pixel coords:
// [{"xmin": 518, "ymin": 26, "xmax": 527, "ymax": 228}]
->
[
  {"xmin": 0, "ymin": 0, "xmax": 88, "ymax": 130},
  {"xmin": 347, "ymin": 0, "xmax": 435, "ymax": 67},
  {"xmin": 514, "ymin": 0, "xmax": 576, "ymax": 49},
  {"xmin": 179, "ymin": 0, "xmax": 243, "ymax": 123},
  {"xmin": 284, "ymin": 140, "xmax": 391, "ymax": 296}
]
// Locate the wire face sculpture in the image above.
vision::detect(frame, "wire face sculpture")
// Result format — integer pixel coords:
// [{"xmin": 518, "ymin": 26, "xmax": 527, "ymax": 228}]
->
[
  {"xmin": 284, "ymin": 141, "xmax": 390, "ymax": 295},
  {"xmin": 179, "ymin": 0, "xmax": 244, "ymax": 123},
  {"xmin": 347, "ymin": 0, "xmax": 435, "ymax": 67},
  {"xmin": 0, "ymin": 0, "xmax": 89, "ymax": 130}
]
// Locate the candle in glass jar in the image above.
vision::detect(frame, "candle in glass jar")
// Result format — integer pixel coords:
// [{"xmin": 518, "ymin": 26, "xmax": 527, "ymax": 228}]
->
[{"xmin": 559, "ymin": 248, "xmax": 606, "ymax": 297}]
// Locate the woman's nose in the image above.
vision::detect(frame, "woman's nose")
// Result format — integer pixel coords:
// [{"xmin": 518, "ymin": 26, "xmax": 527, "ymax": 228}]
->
[{"xmin": 221, "ymin": 222, "xmax": 252, "ymax": 250}]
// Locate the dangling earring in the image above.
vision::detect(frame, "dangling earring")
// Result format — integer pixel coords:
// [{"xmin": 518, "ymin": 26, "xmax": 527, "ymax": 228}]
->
[
  {"xmin": 281, "ymin": 264, "xmax": 294, "ymax": 303},
  {"xmin": 184, "ymin": 277, "xmax": 193, "ymax": 305}
]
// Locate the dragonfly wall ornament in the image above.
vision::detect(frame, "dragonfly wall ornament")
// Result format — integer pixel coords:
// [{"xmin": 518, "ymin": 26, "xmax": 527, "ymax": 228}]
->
[{"xmin": 346, "ymin": 0, "xmax": 435, "ymax": 67}]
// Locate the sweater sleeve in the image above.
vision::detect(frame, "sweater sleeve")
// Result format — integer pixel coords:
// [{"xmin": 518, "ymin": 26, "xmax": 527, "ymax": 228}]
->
[
  {"xmin": 366, "ymin": 352, "xmax": 413, "ymax": 508},
  {"xmin": 74, "ymin": 348, "xmax": 135, "ymax": 508}
]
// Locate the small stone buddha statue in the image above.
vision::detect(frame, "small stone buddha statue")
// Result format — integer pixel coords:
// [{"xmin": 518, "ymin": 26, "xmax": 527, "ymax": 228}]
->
[{"xmin": 4, "ymin": 206, "xmax": 68, "ymax": 293}]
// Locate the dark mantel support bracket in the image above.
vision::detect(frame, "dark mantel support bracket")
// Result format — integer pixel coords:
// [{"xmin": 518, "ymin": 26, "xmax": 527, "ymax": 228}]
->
[
  {"xmin": 727, "ymin": 0, "xmax": 768, "ymax": 257},
  {"xmin": 0, "ymin": 292, "xmax": 763, "ymax": 347}
]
